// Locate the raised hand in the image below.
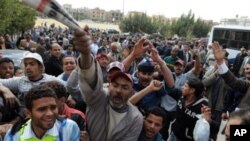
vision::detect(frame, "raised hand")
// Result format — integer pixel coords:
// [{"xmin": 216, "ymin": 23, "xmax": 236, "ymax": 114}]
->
[
  {"xmin": 73, "ymin": 26, "xmax": 93, "ymax": 69},
  {"xmin": 148, "ymin": 80, "xmax": 164, "ymax": 91},
  {"xmin": 131, "ymin": 37, "xmax": 150, "ymax": 58},
  {"xmin": 149, "ymin": 44, "xmax": 162, "ymax": 63},
  {"xmin": 193, "ymin": 48, "xmax": 200, "ymax": 58},
  {"xmin": 73, "ymin": 26, "xmax": 92, "ymax": 55},
  {"xmin": 212, "ymin": 41, "xmax": 225, "ymax": 65}
]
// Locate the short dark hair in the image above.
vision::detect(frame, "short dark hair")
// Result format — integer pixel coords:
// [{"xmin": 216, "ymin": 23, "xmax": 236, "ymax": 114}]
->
[
  {"xmin": 0, "ymin": 57, "xmax": 14, "ymax": 66},
  {"xmin": 65, "ymin": 44, "xmax": 73, "ymax": 49},
  {"xmin": 62, "ymin": 55, "xmax": 77, "ymax": 64},
  {"xmin": 14, "ymin": 66, "xmax": 21, "ymax": 72},
  {"xmin": 187, "ymin": 77, "xmax": 204, "ymax": 98},
  {"xmin": 42, "ymin": 81, "xmax": 69, "ymax": 99},
  {"xmin": 25, "ymin": 86, "xmax": 57, "ymax": 110},
  {"xmin": 145, "ymin": 107, "xmax": 167, "ymax": 125},
  {"xmin": 230, "ymin": 108, "xmax": 250, "ymax": 125}
]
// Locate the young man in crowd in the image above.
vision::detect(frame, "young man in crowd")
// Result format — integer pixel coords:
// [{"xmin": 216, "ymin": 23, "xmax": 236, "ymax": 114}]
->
[
  {"xmin": 168, "ymin": 77, "xmax": 211, "ymax": 141},
  {"xmin": 42, "ymin": 81, "xmax": 86, "ymax": 131},
  {"xmin": 0, "ymin": 52, "xmax": 65, "ymax": 106},
  {"xmin": 0, "ymin": 58, "xmax": 15, "ymax": 79},
  {"xmin": 4, "ymin": 86, "xmax": 80, "ymax": 141},
  {"xmin": 138, "ymin": 107, "xmax": 166, "ymax": 141}
]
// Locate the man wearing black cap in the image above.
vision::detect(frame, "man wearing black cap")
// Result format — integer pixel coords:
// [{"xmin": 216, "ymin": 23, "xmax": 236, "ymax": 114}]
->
[
  {"xmin": 74, "ymin": 28, "xmax": 143, "ymax": 141},
  {"xmin": 125, "ymin": 45, "xmax": 174, "ymax": 114},
  {"xmin": 122, "ymin": 39, "xmax": 175, "ymax": 140},
  {"xmin": 172, "ymin": 49, "xmax": 201, "ymax": 89}
]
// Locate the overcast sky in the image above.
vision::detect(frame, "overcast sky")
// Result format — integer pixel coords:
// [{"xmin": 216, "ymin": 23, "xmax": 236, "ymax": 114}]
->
[{"xmin": 57, "ymin": 0, "xmax": 249, "ymax": 22}]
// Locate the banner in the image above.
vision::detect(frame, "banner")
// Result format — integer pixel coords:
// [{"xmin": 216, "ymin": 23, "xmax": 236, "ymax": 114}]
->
[{"xmin": 22, "ymin": 0, "xmax": 82, "ymax": 31}]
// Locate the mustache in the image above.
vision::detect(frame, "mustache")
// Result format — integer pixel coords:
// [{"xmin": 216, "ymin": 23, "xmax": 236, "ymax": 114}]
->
[{"xmin": 113, "ymin": 94, "xmax": 122, "ymax": 99}]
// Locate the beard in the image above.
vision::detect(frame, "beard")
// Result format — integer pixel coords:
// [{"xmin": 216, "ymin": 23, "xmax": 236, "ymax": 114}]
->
[{"xmin": 110, "ymin": 93, "xmax": 127, "ymax": 109}]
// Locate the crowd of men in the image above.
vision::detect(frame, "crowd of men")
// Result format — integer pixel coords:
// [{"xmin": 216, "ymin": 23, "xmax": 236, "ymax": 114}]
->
[{"xmin": 0, "ymin": 23, "xmax": 250, "ymax": 141}]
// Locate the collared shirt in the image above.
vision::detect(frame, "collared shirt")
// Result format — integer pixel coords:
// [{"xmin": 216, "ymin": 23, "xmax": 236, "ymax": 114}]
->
[
  {"xmin": 218, "ymin": 62, "xmax": 229, "ymax": 75},
  {"xmin": 4, "ymin": 119, "xmax": 80, "ymax": 141},
  {"xmin": 174, "ymin": 70, "xmax": 197, "ymax": 89}
]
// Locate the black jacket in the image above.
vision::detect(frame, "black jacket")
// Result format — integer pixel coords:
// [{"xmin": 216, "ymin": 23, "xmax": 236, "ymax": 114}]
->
[
  {"xmin": 171, "ymin": 95, "xmax": 208, "ymax": 141},
  {"xmin": 44, "ymin": 55, "xmax": 63, "ymax": 76}
]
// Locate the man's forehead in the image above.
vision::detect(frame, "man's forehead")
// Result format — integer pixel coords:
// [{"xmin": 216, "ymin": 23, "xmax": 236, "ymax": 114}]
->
[
  {"xmin": 112, "ymin": 77, "xmax": 133, "ymax": 86},
  {"xmin": 24, "ymin": 58, "xmax": 38, "ymax": 63},
  {"xmin": 245, "ymin": 64, "xmax": 250, "ymax": 68},
  {"xmin": 32, "ymin": 97, "xmax": 57, "ymax": 106}
]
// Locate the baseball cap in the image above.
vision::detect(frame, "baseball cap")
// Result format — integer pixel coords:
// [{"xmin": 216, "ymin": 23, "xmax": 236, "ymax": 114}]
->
[
  {"xmin": 138, "ymin": 58, "xmax": 155, "ymax": 72},
  {"xmin": 174, "ymin": 59, "xmax": 185, "ymax": 66},
  {"xmin": 110, "ymin": 71, "xmax": 133, "ymax": 84},
  {"xmin": 107, "ymin": 61, "xmax": 125, "ymax": 72}
]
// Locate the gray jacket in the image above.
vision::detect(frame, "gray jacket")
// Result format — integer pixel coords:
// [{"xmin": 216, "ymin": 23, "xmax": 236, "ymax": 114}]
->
[{"xmin": 78, "ymin": 58, "xmax": 143, "ymax": 141}]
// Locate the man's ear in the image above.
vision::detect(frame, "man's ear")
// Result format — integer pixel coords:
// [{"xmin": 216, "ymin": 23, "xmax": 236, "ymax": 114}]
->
[{"xmin": 23, "ymin": 108, "xmax": 31, "ymax": 119}]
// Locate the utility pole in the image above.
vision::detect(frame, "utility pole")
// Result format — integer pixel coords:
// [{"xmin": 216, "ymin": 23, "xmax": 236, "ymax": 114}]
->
[{"xmin": 122, "ymin": 0, "xmax": 125, "ymax": 18}]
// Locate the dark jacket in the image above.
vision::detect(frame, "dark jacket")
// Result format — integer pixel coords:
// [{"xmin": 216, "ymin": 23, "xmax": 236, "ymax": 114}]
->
[
  {"xmin": 171, "ymin": 93, "xmax": 208, "ymax": 141},
  {"xmin": 44, "ymin": 55, "xmax": 63, "ymax": 76},
  {"xmin": 221, "ymin": 71, "xmax": 250, "ymax": 108},
  {"xmin": 221, "ymin": 71, "xmax": 249, "ymax": 96}
]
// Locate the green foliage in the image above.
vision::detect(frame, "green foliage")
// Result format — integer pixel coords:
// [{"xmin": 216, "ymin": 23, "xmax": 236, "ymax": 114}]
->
[
  {"xmin": 119, "ymin": 10, "xmax": 212, "ymax": 38},
  {"xmin": 0, "ymin": 0, "xmax": 36, "ymax": 34},
  {"xmin": 193, "ymin": 18, "xmax": 211, "ymax": 38},
  {"xmin": 171, "ymin": 10, "xmax": 195, "ymax": 38},
  {"xmin": 120, "ymin": 13, "xmax": 153, "ymax": 34}
]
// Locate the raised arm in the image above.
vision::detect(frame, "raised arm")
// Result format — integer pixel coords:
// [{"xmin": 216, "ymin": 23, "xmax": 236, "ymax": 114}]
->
[
  {"xmin": 212, "ymin": 41, "xmax": 250, "ymax": 94},
  {"xmin": 122, "ymin": 37, "xmax": 149, "ymax": 72},
  {"xmin": 73, "ymin": 27, "xmax": 105, "ymax": 105},
  {"xmin": 191, "ymin": 49, "xmax": 202, "ymax": 75},
  {"xmin": 149, "ymin": 45, "xmax": 174, "ymax": 88},
  {"xmin": 73, "ymin": 27, "xmax": 97, "ymax": 89}
]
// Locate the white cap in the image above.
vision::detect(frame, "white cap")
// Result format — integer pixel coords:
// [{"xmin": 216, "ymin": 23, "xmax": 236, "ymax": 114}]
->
[
  {"xmin": 22, "ymin": 52, "xmax": 44, "ymax": 72},
  {"xmin": 22, "ymin": 52, "xmax": 43, "ymax": 65}
]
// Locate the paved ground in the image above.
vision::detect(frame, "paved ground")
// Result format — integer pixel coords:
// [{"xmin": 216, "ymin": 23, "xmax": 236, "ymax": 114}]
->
[{"xmin": 35, "ymin": 18, "xmax": 120, "ymax": 31}]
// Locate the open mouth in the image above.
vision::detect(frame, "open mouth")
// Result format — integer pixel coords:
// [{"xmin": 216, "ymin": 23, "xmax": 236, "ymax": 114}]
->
[
  {"xmin": 112, "ymin": 96, "xmax": 123, "ymax": 104},
  {"xmin": 145, "ymin": 129, "xmax": 155, "ymax": 137}
]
